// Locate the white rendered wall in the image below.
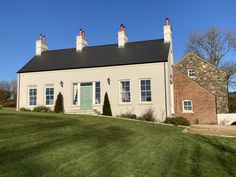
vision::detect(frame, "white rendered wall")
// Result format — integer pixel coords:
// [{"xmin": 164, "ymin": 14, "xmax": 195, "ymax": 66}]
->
[{"xmin": 18, "ymin": 62, "xmax": 171, "ymax": 121}]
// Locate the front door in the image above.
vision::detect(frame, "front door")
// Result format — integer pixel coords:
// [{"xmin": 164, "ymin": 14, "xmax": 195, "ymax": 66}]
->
[{"xmin": 80, "ymin": 83, "xmax": 93, "ymax": 110}]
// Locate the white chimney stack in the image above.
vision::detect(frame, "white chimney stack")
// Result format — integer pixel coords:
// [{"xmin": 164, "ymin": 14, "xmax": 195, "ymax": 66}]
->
[
  {"xmin": 164, "ymin": 18, "xmax": 172, "ymax": 43},
  {"xmin": 76, "ymin": 29, "xmax": 88, "ymax": 52},
  {"xmin": 36, "ymin": 34, "xmax": 48, "ymax": 56},
  {"xmin": 118, "ymin": 24, "xmax": 128, "ymax": 48}
]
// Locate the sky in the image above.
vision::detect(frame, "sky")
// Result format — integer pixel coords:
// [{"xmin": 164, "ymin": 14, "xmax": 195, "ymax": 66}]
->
[{"xmin": 0, "ymin": 0, "xmax": 235, "ymax": 81}]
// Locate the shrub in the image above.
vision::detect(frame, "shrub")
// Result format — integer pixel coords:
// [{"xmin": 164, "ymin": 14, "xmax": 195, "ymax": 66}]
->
[
  {"xmin": 2, "ymin": 100, "xmax": 16, "ymax": 108},
  {"xmin": 164, "ymin": 117, "xmax": 190, "ymax": 126},
  {"xmin": 20, "ymin": 107, "xmax": 31, "ymax": 112},
  {"xmin": 54, "ymin": 92, "xmax": 64, "ymax": 113},
  {"xmin": 102, "ymin": 92, "xmax": 112, "ymax": 116},
  {"xmin": 0, "ymin": 105, "xmax": 3, "ymax": 110},
  {"xmin": 120, "ymin": 111, "xmax": 132, "ymax": 118},
  {"xmin": 131, "ymin": 114, "xmax": 137, "ymax": 119},
  {"xmin": 119, "ymin": 111, "xmax": 137, "ymax": 119},
  {"xmin": 141, "ymin": 108, "xmax": 155, "ymax": 122},
  {"xmin": 33, "ymin": 106, "xmax": 51, "ymax": 113}
]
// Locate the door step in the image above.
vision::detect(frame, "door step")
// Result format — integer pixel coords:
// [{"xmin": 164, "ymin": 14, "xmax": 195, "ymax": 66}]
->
[{"xmin": 69, "ymin": 109, "xmax": 100, "ymax": 115}]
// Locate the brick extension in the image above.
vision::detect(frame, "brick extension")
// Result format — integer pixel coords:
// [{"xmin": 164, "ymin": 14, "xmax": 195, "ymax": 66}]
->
[{"xmin": 173, "ymin": 68, "xmax": 217, "ymax": 124}]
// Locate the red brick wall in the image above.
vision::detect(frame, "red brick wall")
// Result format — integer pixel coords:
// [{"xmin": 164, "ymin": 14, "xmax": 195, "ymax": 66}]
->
[{"xmin": 173, "ymin": 68, "xmax": 217, "ymax": 124}]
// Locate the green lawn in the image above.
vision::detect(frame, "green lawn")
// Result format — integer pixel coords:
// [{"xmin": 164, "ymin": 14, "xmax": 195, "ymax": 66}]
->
[{"xmin": 0, "ymin": 110, "xmax": 236, "ymax": 177}]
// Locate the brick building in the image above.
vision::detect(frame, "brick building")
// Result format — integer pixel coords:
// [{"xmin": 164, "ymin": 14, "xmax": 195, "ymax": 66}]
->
[{"xmin": 173, "ymin": 52, "xmax": 229, "ymax": 124}]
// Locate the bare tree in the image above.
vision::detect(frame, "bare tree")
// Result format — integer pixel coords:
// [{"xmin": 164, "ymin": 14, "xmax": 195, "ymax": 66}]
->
[
  {"xmin": 0, "ymin": 81, "xmax": 11, "ymax": 91},
  {"xmin": 186, "ymin": 28, "xmax": 236, "ymax": 66},
  {"xmin": 220, "ymin": 62, "xmax": 236, "ymax": 89},
  {"xmin": 10, "ymin": 80, "xmax": 17, "ymax": 95}
]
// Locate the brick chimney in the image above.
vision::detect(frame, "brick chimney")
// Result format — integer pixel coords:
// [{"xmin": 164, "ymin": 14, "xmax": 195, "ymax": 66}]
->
[
  {"xmin": 35, "ymin": 34, "xmax": 48, "ymax": 56},
  {"xmin": 118, "ymin": 24, "xmax": 128, "ymax": 48},
  {"xmin": 164, "ymin": 18, "xmax": 172, "ymax": 43},
  {"xmin": 76, "ymin": 29, "xmax": 88, "ymax": 52}
]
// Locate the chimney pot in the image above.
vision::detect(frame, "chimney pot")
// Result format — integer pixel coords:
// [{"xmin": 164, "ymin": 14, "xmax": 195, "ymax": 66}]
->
[{"xmin": 165, "ymin": 18, "xmax": 170, "ymax": 26}]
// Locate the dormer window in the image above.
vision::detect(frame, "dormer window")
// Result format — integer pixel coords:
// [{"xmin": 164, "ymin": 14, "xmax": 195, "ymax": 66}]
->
[{"xmin": 188, "ymin": 69, "xmax": 196, "ymax": 78}]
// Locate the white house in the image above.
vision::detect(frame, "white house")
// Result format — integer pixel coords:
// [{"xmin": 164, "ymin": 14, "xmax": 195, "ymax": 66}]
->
[{"xmin": 17, "ymin": 18, "xmax": 174, "ymax": 121}]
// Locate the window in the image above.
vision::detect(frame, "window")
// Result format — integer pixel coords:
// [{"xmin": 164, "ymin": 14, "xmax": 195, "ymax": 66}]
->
[
  {"xmin": 188, "ymin": 69, "xmax": 196, "ymax": 78},
  {"xmin": 120, "ymin": 80, "xmax": 131, "ymax": 103},
  {"xmin": 29, "ymin": 87, "xmax": 37, "ymax": 106},
  {"xmin": 95, "ymin": 82, "xmax": 101, "ymax": 104},
  {"xmin": 72, "ymin": 83, "xmax": 78, "ymax": 105},
  {"xmin": 183, "ymin": 100, "xmax": 193, "ymax": 112},
  {"xmin": 45, "ymin": 86, "xmax": 54, "ymax": 105},
  {"xmin": 140, "ymin": 79, "xmax": 152, "ymax": 102}
]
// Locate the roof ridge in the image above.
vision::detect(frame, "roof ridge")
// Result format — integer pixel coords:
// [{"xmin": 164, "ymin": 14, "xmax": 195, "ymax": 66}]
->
[{"xmin": 45, "ymin": 39, "xmax": 164, "ymax": 52}]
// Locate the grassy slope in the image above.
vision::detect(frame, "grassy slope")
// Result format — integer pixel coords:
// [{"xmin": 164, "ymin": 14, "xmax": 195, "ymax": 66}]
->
[{"xmin": 0, "ymin": 111, "xmax": 235, "ymax": 177}]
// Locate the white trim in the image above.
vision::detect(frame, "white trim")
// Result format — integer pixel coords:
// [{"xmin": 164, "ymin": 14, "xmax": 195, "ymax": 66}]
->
[
  {"xmin": 182, "ymin": 99, "xmax": 193, "ymax": 113},
  {"xmin": 139, "ymin": 78, "xmax": 152, "ymax": 103},
  {"xmin": 28, "ymin": 85, "xmax": 37, "ymax": 108},
  {"xmin": 92, "ymin": 82, "xmax": 95, "ymax": 105},
  {"xmin": 187, "ymin": 68, "xmax": 196, "ymax": 78},
  {"xmin": 44, "ymin": 84, "xmax": 54, "ymax": 106},
  {"xmin": 119, "ymin": 79, "xmax": 131, "ymax": 104},
  {"xmin": 94, "ymin": 81, "xmax": 101, "ymax": 105}
]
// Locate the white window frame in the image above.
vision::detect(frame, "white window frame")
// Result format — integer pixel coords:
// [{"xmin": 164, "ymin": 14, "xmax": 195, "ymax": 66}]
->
[
  {"xmin": 28, "ymin": 86, "xmax": 37, "ymax": 107},
  {"xmin": 45, "ymin": 85, "xmax": 54, "ymax": 106},
  {"xmin": 72, "ymin": 83, "xmax": 79, "ymax": 106},
  {"xmin": 182, "ymin": 100, "xmax": 193, "ymax": 113},
  {"xmin": 119, "ymin": 80, "xmax": 131, "ymax": 104},
  {"xmin": 188, "ymin": 69, "xmax": 196, "ymax": 78},
  {"xmin": 139, "ymin": 79, "xmax": 152, "ymax": 103},
  {"xmin": 95, "ymin": 81, "xmax": 101, "ymax": 105}
]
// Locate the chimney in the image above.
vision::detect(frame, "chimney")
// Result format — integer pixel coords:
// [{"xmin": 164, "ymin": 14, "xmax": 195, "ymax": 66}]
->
[
  {"xmin": 35, "ymin": 34, "xmax": 48, "ymax": 56},
  {"xmin": 118, "ymin": 24, "xmax": 128, "ymax": 48},
  {"xmin": 76, "ymin": 29, "xmax": 88, "ymax": 52},
  {"xmin": 163, "ymin": 18, "xmax": 172, "ymax": 43}
]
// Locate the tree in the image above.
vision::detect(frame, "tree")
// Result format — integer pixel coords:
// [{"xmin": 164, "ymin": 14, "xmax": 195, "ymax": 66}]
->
[
  {"xmin": 102, "ymin": 92, "xmax": 112, "ymax": 116},
  {"xmin": 54, "ymin": 92, "xmax": 64, "ymax": 113},
  {"xmin": 220, "ymin": 61, "xmax": 236, "ymax": 89},
  {"xmin": 186, "ymin": 28, "xmax": 236, "ymax": 66}
]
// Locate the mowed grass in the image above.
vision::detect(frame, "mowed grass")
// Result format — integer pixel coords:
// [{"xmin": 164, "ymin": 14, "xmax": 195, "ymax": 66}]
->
[{"xmin": 0, "ymin": 110, "xmax": 236, "ymax": 177}]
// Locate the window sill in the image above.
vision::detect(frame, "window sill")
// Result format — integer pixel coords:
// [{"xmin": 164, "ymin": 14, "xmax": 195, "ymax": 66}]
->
[
  {"xmin": 182, "ymin": 111, "xmax": 194, "ymax": 114},
  {"xmin": 188, "ymin": 76, "xmax": 196, "ymax": 79},
  {"xmin": 94, "ymin": 104, "xmax": 102, "ymax": 106},
  {"xmin": 45, "ymin": 105, "xmax": 54, "ymax": 107}
]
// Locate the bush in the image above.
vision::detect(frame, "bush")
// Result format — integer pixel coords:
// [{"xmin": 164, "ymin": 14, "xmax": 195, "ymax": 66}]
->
[
  {"xmin": 164, "ymin": 117, "xmax": 190, "ymax": 126},
  {"xmin": 0, "ymin": 105, "xmax": 3, "ymax": 110},
  {"xmin": 54, "ymin": 92, "xmax": 64, "ymax": 113},
  {"xmin": 141, "ymin": 108, "xmax": 155, "ymax": 122},
  {"xmin": 102, "ymin": 92, "xmax": 112, "ymax": 116},
  {"xmin": 33, "ymin": 106, "xmax": 51, "ymax": 113},
  {"xmin": 119, "ymin": 111, "xmax": 137, "ymax": 119},
  {"xmin": 2, "ymin": 100, "xmax": 16, "ymax": 108},
  {"xmin": 20, "ymin": 107, "xmax": 31, "ymax": 112},
  {"xmin": 131, "ymin": 114, "xmax": 137, "ymax": 119},
  {"xmin": 120, "ymin": 111, "xmax": 132, "ymax": 118}
]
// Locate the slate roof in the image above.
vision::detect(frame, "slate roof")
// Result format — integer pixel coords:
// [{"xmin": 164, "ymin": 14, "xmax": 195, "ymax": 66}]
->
[{"xmin": 18, "ymin": 39, "xmax": 170, "ymax": 73}]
